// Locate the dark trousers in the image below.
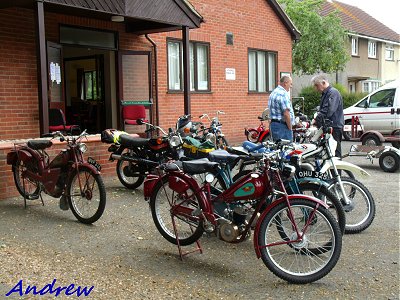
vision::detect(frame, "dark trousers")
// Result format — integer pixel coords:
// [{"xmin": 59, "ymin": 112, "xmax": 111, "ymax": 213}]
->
[{"xmin": 332, "ymin": 128, "xmax": 342, "ymax": 158}]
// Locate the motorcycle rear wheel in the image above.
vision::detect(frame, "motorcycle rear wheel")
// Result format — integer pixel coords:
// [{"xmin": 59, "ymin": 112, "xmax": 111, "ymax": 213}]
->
[
  {"xmin": 258, "ymin": 199, "xmax": 342, "ymax": 284},
  {"xmin": 67, "ymin": 166, "xmax": 106, "ymax": 224},
  {"xmin": 12, "ymin": 158, "xmax": 40, "ymax": 199},
  {"xmin": 116, "ymin": 157, "xmax": 146, "ymax": 190},
  {"xmin": 150, "ymin": 176, "xmax": 204, "ymax": 246}
]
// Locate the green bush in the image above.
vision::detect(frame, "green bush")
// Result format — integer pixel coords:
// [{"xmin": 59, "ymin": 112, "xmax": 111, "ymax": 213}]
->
[{"xmin": 298, "ymin": 85, "xmax": 368, "ymax": 118}]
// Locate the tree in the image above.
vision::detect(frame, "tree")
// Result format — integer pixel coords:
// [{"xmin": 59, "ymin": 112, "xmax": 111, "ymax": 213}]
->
[{"xmin": 278, "ymin": 0, "xmax": 349, "ymax": 75}]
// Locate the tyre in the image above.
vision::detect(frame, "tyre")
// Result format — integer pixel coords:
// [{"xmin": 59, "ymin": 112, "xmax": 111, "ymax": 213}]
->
[
  {"xmin": 296, "ymin": 183, "xmax": 346, "ymax": 235},
  {"xmin": 150, "ymin": 176, "xmax": 204, "ymax": 246},
  {"xmin": 12, "ymin": 158, "xmax": 40, "ymax": 199},
  {"xmin": 246, "ymin": 129, "xmax": 259, "ymax": 143},
  {"xmin": 67, "ymin": 166, "xmax": 106, "ymax": 224},
  {"xmin": 258, "ymin": 198, "xmax": 342, "ymax": 284},
  {"xmin": 379, "ymin": 151, "xmax": 400, "ymax": 172},
  {"xmin": 329, "ymin": 177, "xmax": 375, "ymax": 234},
  {"xmin": 116, "ymin": 149, "xmax": 146, "ymax": 189},
  {"xmin": 361, "ymin": 134, "xmax": 382, "ymax": 146}
]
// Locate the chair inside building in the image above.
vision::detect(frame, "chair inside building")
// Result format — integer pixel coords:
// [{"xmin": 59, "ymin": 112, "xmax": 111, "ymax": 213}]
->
[
  {"xmin": 49, "ymin": 108, "xmax": 81, "ymax": 135},
  {"xmin": 122, "ymin": 105, "xmax": 148, "ymax": 130}
]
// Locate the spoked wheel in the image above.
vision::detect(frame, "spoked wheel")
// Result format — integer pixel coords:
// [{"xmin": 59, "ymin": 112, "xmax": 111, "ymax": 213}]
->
[
  {"xmin": 258, "ymin": 199, "xmax": 342, "ymax": 284},
  {"xmin": 150, "ymin": 176, "xmax": 204, "ymax": 246},
  {"xmin": 329, "ymin": 177, "xmax": 375, "ymax": 234},
  {"xmin": 246, "ymin": 129, "xmax": 259, "ymax": 143},
  {"xmin": 379, "ymin": 151, "xmax": 400, "ymax": 172},
  {"xmin": 67, "ymin": 166, "xmax": 106, "ymax": 224},
  {"xmin": 296, "ymin": 183, "xmax": 346, "ymax": 235},
  {"xmin": 116, "ymin": 151, "xmax": 146, "ymax": 189},
  {"xmin": 12, "ymin": 158, "xmax": 40, "ymax": 199}
]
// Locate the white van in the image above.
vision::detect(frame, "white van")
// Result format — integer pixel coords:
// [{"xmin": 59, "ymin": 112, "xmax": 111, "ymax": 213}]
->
[{"xmin": 343, "ymin": 79, "xmax": 400, "ymax": 144}]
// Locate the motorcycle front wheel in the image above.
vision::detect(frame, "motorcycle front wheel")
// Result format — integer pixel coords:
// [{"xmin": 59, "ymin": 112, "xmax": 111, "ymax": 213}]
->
[
  {"xmin": 246, "ymin": 129, "xmax": 259, "ymax": 143},
  {"xmin": 258, "ymin": 198, "xmax": 342, "ymax": 284},
  {"xmin": 116, "ymin": 149, "xmax": 146, "ymax": 189},
  {"xmin": 216, "ymin": 136, "xmax": 229, "ymax": 149},
  {"xmin": 67, "ymin": 166, "xmax": 106, "ymax": 224},
  {"xmin": 150, "ymin": 176, "xmax": 204, "ymax": 246},
  {"xmin": 12, "ymin": 158, "xmax": 40, "ymax": 199}
]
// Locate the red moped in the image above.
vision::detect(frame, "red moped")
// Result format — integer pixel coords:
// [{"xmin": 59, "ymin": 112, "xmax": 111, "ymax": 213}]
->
[{"xmin": 6, "ymin": 130, "xmax": 106, "ymax": 224}]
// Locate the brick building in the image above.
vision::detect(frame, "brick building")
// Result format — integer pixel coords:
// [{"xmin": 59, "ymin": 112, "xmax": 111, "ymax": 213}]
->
[{"xmin": 0, "ymin": 0, "xmax": 299, "ymax": 199}]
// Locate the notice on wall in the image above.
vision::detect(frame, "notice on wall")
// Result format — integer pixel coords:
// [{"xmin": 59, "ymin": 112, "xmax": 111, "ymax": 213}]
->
[{"xmin": 225, "ymin": 68, "xmax": 236, "ymax": 80}]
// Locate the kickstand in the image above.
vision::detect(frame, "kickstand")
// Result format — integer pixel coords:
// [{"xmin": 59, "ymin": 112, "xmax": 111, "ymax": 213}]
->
[
  {"xmin": 171, "ymin": 214, "xmax": 203, "ymax": 260},
  {"xmin": 39, "ymin": 193, "xmax": 44, "ymax": 206}
]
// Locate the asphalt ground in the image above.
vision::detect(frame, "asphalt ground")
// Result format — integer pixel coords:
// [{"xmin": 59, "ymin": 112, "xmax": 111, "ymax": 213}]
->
[{"xmin": 0, "ymin": 141, "xmax": 399, "ymax": 299}]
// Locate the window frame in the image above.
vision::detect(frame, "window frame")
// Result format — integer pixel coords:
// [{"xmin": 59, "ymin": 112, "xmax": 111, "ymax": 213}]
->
[
  {"xmin": 385, "ymin": 44, "xmax": 394, "ymax": 61},
  {"xmin": 351, "ymin": 37, "xmax": 358, "ymax": 56},
  {"xmin": 368, "ymin": 40, "xmax": 377, "ymax": 58},
  {"xmin": 166, "ymin": 38, "xmax": 211, "ymax": 93},
  {"xmin": 248, "ymin": 48, "xmax": 277, "ymax": 94}
]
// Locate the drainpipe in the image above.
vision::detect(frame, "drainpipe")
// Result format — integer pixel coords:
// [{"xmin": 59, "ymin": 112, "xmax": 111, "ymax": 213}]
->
[{"xmin": 145, "ymin": 34, "xmax": 159, "ymax": 126}]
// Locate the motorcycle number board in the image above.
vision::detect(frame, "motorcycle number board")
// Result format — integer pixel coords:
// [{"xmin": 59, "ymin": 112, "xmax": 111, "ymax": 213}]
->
[
  {"xmin": 296, "ymin": 170, "xmax": 328, "ymax": 180},
  {"xmin": 88, "ymin": 157, "xmax": 102, "ymax": 172}
]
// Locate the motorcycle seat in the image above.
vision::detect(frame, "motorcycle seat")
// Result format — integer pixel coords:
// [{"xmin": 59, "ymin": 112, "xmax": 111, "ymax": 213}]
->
[
  {"xmin": 208, "ymin": 149, "xmax": 239, "ymax": 165},
  {"xmin": 27, "ymin": 140, "xmax": 53, "ymax": 150},
  {"xmin": 163, "ymin": 158, "xmax": 219, "ymax": 175},
  {"xmin": 119, "ymin": 134, "xmax": 150, "ymax": 148}
]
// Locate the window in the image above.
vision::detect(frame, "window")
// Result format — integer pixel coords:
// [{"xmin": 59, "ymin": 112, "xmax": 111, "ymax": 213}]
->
[
  {"xmin": 361, "ymin": 80, "xmax": 381, "ymax": 93},
  {"xmin": 167, "ymin": 39, "xmax": 210, "ymax": 92},
  {"xmin": 368, "ymin": 41, "xmax": 377, "ymax": 58},
  {"xmin": 248, "ymin": 49, "xmax": 276, "ymax": 93},
  {"xmin": 84, "ymin": 71, "xmax": 98, "ymax": 100},
  {"xmin": 357, "ymin": 88, "xmax": 396, "ymax": 108},
  {"xmin": 385, "ymin": 44, "xmax": 394, "ymax": 61},
  {"xmin": 351, "ymin": 37, "xmax": 358, "ymax": 56}
]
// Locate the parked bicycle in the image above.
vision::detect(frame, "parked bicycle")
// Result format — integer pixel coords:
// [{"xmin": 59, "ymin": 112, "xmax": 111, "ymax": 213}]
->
[{"xmin": 6, "ymin": 130, "xmax": 106, "ymax": 224}]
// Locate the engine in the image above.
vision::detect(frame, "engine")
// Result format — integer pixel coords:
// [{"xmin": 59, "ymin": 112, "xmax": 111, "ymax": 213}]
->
[{"xmin": 215, "ymin": 202, "xmax": 257, "ymax": 243}]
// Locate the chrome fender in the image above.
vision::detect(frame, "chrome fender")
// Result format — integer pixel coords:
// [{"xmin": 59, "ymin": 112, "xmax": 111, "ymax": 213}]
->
[
  {"xmin": 320, "ymin": 158, "xmax": 370, "ymax": 178},
  {"xmin": 253, "ymin": 194, "xmax": 328, "ymax": 258}
]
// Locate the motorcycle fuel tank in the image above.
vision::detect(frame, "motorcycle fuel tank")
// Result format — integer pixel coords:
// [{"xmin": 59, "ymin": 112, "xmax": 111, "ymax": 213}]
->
[{"xmin": 222, "ymin": 172, "xmax": 266, "ymax": 201}]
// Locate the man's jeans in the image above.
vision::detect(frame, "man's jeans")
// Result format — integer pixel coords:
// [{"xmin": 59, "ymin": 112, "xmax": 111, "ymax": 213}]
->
[{"xmin": 270, "ymin": 122, "xmax": 293, "ymax": 142}]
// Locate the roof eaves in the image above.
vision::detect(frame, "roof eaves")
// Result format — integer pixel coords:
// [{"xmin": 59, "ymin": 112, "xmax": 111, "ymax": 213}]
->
[{"xmin": 267, "ymin": 0, "xmax": 301, "ymax": 41}]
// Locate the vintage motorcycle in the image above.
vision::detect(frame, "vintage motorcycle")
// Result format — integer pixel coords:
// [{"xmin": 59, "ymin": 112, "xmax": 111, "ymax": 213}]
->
[
  {"xmin": 101, "ymin": 116, "xmax": 186, "ymax": 189},
  {"xmin": 6, "ymin": 130, "xmax": 106, "ymax": 224},
  {"xmin": 144, "ymin": 150, "xmax": 342, "ymax": 284},
  {"xmin": 195, "ymin": 110, "xmax": 229, "ymax": 149}
]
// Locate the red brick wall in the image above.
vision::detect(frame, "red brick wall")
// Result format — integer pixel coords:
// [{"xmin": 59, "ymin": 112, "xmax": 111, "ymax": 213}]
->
[{"xmin": 149, "ymin": 0, "xmax": 293, "ymax": 144}]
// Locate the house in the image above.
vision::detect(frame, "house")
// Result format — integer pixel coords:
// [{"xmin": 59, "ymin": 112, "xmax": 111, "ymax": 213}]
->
[
  {"xmin": 0, "ymin": 0, "xmax": 299, "ymax": 199},
  {"xmin": 292, "ymin": 0, "xmax": 400, "ymax": 96}
]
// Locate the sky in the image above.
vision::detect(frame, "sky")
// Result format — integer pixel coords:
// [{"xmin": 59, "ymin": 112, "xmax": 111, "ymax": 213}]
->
[{"xmin": 336, "ymin": 0, "xmax": 400, "ymax": 34}]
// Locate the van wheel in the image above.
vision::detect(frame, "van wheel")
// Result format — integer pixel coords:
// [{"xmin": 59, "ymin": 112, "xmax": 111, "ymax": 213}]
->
[
  {"xmin": 379, "ymin": 151, "xmax": 400, "ymax": 172},
  {"xmin": 361, "ymin": 134, "xmax": 382, "ymax": 146}
]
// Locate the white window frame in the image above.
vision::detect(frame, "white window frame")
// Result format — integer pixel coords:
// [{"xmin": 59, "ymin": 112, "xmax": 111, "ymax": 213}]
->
[
  {"xmin": 248, "ymin": 49, "xmax": 276, "ymax": 93},
  {"xmin": 362, "ymin": 80, "xmax": 381, "ymax": 93},
  {"xmin": 351, "ymin": 37, "xmax": 358, "ymax": 56},
  {"xmin": 167, "ymin": 39, "xmax": 210, "ymax": 92},
  {"xmin": 385, "ymin": 44, "xmax": 394, "ymax": 61},
  {"xmin": 368, "ymin": 40, "xmax": 377, "ymax": 58}
]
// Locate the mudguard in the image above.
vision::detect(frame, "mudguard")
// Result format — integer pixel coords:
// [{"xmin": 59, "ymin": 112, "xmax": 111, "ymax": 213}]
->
[
  {"xmin": 144, "ymin": 174, "xmax": 161, "ymax": 200},
  {"xmin": 73, "ymin": 162, "xmax": 101, "ymax": 175},
  {"xmin": 319, "ymin": 158, "xmax": 370, "ymax": 178},
  {"xmin": 253, "ymin": 194, "xmax": 328, "ymax": 258}
]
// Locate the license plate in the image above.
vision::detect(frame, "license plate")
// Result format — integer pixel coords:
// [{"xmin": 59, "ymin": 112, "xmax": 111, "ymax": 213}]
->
[
  {"xmin": 296, "ymin": 170, "xmax": 328, "ymax": 180},
  {"xmin": 88, "ymin": 157, "xmax": 102, "ymax": 172}
]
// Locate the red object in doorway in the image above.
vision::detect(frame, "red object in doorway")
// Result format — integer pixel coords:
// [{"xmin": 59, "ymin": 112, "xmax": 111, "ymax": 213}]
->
[{"xmin": 122, "ymin": 105, "xmax": 148, "ymax": 126}]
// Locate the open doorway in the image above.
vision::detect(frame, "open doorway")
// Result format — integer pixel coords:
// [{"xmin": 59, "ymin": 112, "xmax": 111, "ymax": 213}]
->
[{"xmin": 63, "ymin": 46, "xmax": 117, "ymax": 134}]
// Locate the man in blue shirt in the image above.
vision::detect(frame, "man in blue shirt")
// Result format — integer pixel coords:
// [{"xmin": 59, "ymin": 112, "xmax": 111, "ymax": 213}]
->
[
  {"xmin": 311, "ymin": 74, "xmax": 344, "ymax": 157},
  {"xmin": 268, "ymin": 75, "xmax": 294, "ymax": 141}
]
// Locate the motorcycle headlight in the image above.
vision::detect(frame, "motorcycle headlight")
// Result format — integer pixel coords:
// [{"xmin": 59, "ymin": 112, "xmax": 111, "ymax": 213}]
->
[
  {"xmin": 169, "ymin": 135, "xmax": 182, "ymax": 148},
  {"xmin": 205, "ymin": 133, "xmax": 216, "ymax": 143},
  {"xmin": 79, "ymin": 143, "xmax": 88, "ymax": 153}
]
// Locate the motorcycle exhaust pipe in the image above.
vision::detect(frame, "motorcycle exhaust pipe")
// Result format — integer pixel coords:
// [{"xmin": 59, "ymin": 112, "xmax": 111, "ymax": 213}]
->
[{"xmin": 110, "ymin": 154, "xmax": 159, "ymax": 167}]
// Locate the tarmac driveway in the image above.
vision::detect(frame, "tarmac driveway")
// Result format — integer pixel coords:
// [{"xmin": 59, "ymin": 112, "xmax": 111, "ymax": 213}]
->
[{"xmin": 0, "ymin": 141, "xmax": 399, "ymax": 299}]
